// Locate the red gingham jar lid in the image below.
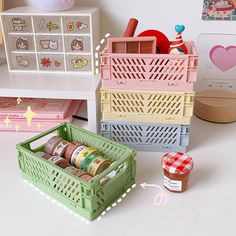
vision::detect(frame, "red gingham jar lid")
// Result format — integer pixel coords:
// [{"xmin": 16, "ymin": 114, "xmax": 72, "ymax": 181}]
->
[{"xmin": 161, "ymin": 152, "xmax": 193, "ymax": 175}]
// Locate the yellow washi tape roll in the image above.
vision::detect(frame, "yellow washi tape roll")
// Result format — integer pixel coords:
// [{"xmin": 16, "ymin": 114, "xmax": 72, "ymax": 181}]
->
[{"xmin": 75, "ymin": 147, "xmax": 98, "ymax": 168}]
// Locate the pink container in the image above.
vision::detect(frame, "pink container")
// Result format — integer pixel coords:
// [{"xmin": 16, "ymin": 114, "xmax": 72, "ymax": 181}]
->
[
  {"xmin": 101, "ymin": 41, "xmax": 198, "ymax": 92},
  {"xmin": 108, "ymin": 37, "xmax": 157, "ymax": 54}
]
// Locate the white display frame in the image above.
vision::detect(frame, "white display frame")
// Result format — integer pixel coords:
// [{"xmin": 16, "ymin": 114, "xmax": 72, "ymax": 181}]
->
[{"xmin": 197, "ymin": 33, "xmax": 236, "ymax": 92}]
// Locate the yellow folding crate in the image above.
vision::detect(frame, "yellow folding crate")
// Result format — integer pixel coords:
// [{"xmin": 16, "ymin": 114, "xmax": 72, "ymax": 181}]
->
[{"xmin": 101, "ymin": 89, "xmax": 194, "ymax": 125}]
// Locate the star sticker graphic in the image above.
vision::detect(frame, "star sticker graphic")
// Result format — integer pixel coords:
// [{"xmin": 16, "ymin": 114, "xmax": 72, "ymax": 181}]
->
[
  {"xmin": 4, "ymin": 116, "xmax": 11, "ymax": 127},
  {"xmin": 17, "ymin": 97, "xmax": 22, "ymax": 105},
  {"xmin": 36, "ymin": 122, "xmax": 41, "ymax": 130},
  {"xmin": 23, "ymin": 106, "xmax": 36, "ymax": 127},
  {"xmin": 15, "ymin": 124, "xmax": 20, "ymax": 132},
  {"xmin": 72, "ymin": 55, "xmax": 88, "ymax": 69}
]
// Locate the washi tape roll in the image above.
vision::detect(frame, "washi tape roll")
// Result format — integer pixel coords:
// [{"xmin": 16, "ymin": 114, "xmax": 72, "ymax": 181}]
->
[
  {"xmin": 75, "ymin": 147, "xmax": 99, "ymax": 169},
  {"xmin": 65, "ymin": 166, "xmax": 93, "ymax": 181},
  {"xmin": 88, "ymin": 156, "xmax": 111, "ymax": 177},
  {"xmin": 44, "ymin": 136, "xmax": 62, "ymax": 155},
  {"xmin": 35, "ymin": 151, "xmax": 51, "ymax": 160},
  {"xmin": 79, "ymin": 173, "xmax": 93, "ymax": 181},
  {"xmin": 70, "ymin": 145, "xmax": 87, "ymax": 165},
  {"xmin": 52, "ymin": 140, "xmax": 70, "ymax": 157},
  {"xmin": 64, "ymin": 141, "xmax": 82, "ymax": 162},
  {"xmin": 81, "ymin": 153, "xmax": 98, "ymax": 172},
  {"xmin": 48, "ymin": 156, "xmax": 70, "ymax": 169},
  {"xmin": 65, "ymin": 166, "xmax": 85, "ymax": 177}
]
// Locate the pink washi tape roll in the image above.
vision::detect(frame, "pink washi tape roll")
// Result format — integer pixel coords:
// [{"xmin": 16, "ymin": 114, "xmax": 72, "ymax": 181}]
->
[
  {"xmin": 52, "ymin": 140, "xmax": 70, "ymax": 157},
  {"xmin": 44, "ymin": 136, "xmax": 62, "ymax": 155}
]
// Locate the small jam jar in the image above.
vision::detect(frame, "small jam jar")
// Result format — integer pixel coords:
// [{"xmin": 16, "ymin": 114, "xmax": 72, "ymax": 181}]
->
[{"xmin": 161, "ymin": 152, "xmax": 193, "ymax": 193}]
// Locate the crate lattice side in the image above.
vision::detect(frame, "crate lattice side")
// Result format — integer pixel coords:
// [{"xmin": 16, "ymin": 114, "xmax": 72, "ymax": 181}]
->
[
  {"xmin": 101, "ymin": 89, "xmax": 194, "ymax": 124},
  {"xmin": 101, "ymin": 41, "xmax": 198, "ymax": 91},
  {"xmin": 101, "ymin": 121, "xmax": 190, "ymax": 152}
]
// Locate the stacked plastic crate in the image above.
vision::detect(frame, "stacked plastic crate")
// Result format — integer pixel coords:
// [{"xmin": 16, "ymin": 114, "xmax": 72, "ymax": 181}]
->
[{"xmin": 100, "ymin": 36, "xmax": 198, "ymax": 152}]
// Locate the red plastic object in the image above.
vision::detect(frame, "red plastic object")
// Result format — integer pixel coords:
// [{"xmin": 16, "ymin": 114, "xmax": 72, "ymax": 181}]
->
[
  {"xmin": 138, "ymin": 30, "xmax": 170, "ymax": 54},
  {"xmin": 124, "ymin": 18, "xmax": 139, "ymax": 37}
]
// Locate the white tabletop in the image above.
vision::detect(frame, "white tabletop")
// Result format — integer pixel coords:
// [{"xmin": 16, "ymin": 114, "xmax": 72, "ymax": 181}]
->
[{"xmin": 0, "ymin": 115, "xmax": 235, "ymax": 236}]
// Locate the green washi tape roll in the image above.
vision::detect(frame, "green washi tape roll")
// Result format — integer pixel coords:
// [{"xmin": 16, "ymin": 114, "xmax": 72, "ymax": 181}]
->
[{"xmin": 81, "ymin": 156, "xmax": 95, "ymax": 172}]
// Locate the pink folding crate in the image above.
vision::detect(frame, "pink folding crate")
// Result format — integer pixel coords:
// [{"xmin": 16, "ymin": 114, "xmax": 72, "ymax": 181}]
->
[{"xmin": 101, "ymin": 41, "xmax": 198, "ymax": 92}]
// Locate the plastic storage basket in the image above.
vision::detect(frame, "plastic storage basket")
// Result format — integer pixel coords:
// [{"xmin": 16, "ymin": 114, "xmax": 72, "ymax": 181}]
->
[
  {"xmin": 101, "ymin": 120, "xmax": 190, "ymax": 152},
  {"xmin": 101, "ymin": 89, "xmax": 194, "ymax": 125},
  {"xmin": 101, "ymin": 41, "xmax": 198, "ymax": 91},
  {"xmin": 16, "ymin": 123, "xmax": 136, "ymax": 221}
]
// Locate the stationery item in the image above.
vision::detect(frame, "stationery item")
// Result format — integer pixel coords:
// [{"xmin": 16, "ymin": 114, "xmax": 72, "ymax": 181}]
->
[
  {"xmin": 48, "ymin": 156, "xmax": 70, "ymax": 169},
  {"xmin": 74, "ymin": 147, "xmax": 100, "ymax": 169},
  {"xmin": 87, "ymin": 156, "xmax": 111, "ymax": 177},
  {"xmin": 0, "ymin": 98, "xmax": 72, "ymax": 120},
  {"xmin": 44, "ymin": 136, "xmax": 63, "ymax": 155},
  {"xmin": 202, "ymin": 0, "xmax": 235, "ymax": 21},
  {"xmin": 52, "ymin": 139, "xmax": 70, "ymax": 156},
  {"xmin": 124, "ymin": 18, "xmax": 139, "ymax": 37},
  {"xmin": 36, "ymin": 151, "xmax": 92, "ymax": 181},
  {"xmin": 0, "ymin": 100, "xmax": 81, "ymax": 132},
  {"xmin": 45, "ymin": 136, "xmax": 69, "ymax": 156},
  {"xmin": 36, "ymin": 151, "xmax": 70, "ymax": 169},
  {"xmin": 35, "ymin": 151, "xmax": 51, "ymax": 160},
  {"xmin": 65, "ymin": 166, "xmax": 93, "ymax": 181},
  {"xmin": 65, "ymin": 142, "xmax": 87, "ymax": 165},
  {"xmin": 65, "ymin": 142, "xmax": 112, "ymax": 177}
]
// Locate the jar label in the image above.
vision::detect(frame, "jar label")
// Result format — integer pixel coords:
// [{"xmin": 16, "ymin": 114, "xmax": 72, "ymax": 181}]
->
[{"xmin": 164, "ymin": 175, "xmax": 182, "ymax": 192}]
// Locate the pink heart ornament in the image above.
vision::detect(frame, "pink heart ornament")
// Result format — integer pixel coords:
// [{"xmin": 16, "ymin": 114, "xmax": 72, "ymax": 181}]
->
[{"xmin": 210, "ymin": 45, "xmax": 236, "ymax": 72}]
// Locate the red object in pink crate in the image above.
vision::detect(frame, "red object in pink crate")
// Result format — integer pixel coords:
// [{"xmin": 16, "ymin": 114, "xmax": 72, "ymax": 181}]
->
[
  {"xmin": 138, "ymin": 30, "xmax": 170, "ymax": 54},
  {"xmin": 124, "ymin": 18, "xmax": 139, "ymax": 37}
]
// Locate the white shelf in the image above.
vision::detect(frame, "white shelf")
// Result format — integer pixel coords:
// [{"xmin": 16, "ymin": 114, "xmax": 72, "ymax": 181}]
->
[
  {"xmin": 11, "ymin": 51, "xmax": 36, "ymax": 54},
  {"xmin": 0, "ymin": 58, "xmax": 100, "ymax": 100},
  {"xmin": 0, "ymin": 48, "xmax": 101, "ymax": 132}
]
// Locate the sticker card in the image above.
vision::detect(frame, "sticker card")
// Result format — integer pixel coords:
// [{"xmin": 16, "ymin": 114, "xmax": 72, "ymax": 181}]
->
[{"xmin": 202, "ymin": 0, "xmax": 236, "ymax": 21}]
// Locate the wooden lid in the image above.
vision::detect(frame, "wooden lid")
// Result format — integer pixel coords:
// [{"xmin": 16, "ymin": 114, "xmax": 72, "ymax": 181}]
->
[{"xmin": 194, "ymin": 90, "xmax": 236, "ymax": 123}]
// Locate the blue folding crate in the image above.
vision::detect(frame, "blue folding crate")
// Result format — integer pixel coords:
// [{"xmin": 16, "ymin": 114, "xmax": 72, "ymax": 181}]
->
[{"xmin": 101, "ymin": 120, "xmax": 190, "ymax": 152}]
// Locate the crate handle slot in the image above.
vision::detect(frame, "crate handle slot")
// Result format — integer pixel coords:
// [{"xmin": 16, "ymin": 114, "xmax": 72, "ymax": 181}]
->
[
  {"xmin": 20, "ymin": 123, "xmax": 66, "ymax": 151},
  {"xmin": 92, "ymin": 158, "xmax": 130, "ymax": 183},
  {"xmin": 99, "ymin": 163, "xmax": 126, "ymax": 186}
]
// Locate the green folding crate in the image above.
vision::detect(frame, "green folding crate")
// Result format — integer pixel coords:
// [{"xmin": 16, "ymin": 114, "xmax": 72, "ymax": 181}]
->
[{"xmin": 16, "ymin": 123, "xmax": 136, "ymax": 221}]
